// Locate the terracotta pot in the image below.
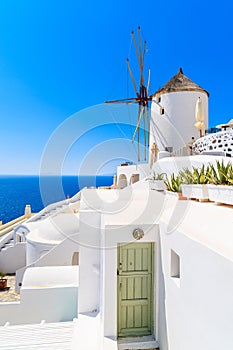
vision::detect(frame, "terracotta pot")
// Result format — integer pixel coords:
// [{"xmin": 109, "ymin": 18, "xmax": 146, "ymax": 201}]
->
[
  {"xmin": 177, "ymin": 192, "xmax": 187, "ymax": 200},
  {"xmin": 0, "ymin": 278, "xmax": 7, "ymax": 290}
]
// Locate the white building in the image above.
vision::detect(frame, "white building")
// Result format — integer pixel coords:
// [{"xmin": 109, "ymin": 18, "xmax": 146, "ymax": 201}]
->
[
  {"xmin": 150, "ymin": 68, "xmax": 209, "ymax": 153},
  {"xmin": 1, "ymin": 69, "xmax": 233, "ymax": 350}
]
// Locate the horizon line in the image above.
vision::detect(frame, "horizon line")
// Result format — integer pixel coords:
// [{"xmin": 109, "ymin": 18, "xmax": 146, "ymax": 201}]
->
[{"xmin": 0, "ymin": 173, "xmax": 115, "ymax": 177}]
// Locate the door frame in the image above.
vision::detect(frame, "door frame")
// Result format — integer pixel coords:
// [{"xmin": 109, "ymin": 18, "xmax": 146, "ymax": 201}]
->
[{"xmin": 117, "ymin": 242, "xmax": 154, "ymax": 338}]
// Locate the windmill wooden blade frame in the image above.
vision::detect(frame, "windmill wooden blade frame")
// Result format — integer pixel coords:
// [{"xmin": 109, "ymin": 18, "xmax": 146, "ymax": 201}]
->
[{"xmin": 105, "ymin": 26, "xmax": 152, "ymax": 161}]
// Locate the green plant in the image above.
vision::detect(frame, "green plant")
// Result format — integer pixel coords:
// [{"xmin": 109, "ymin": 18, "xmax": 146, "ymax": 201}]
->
[
  {"xmin": 192, "ymin": 165, "xmax": 210, "ymax": 184},
  {"xmin": 165, "ymin": 173, "xmax": 182, "ymax": 192},
  {"xmin": 223, "ymin": 163, "xmax": 233, "ymax": 185},
  {"xmin": 179, "ymin": 168, "xmax": 194, "ymax": 184},
  {"xmin": 0, "ymin": 269, "xmax": 6, "ymax": 279},
  {"xmin": 206, "ymin": 164, "xmax": 220, "ymax": 185},
  {"xmin": 207, "ymin": 161, "xmax": 232, "ymax": 185},
  {"xmin": 216, "ymin": 161, "xmax": 233, "ymax": 185},
  {"xmin": 147, "ymin": 172, "xmax": 166, "ymax": 181},
  {"xmin": 179, "ymin": 165, "xmax": 210, "ymax": 185}
]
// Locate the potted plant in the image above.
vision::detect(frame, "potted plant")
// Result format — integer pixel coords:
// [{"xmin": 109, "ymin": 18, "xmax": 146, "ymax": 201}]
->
[
  {"xmin": 164, "ymin": 173, "xmax": 187, "ymax": 200},
  {"xmin": 207, "ymin": 161, "xmax": 233, "ymax": 205},
  {"xmin": 0, "ymin": 270, "xmax": 7, "ymax": 290},
  {"xmin": 146, "ymin": 172, "xmax": 166, "ymax": 191},
  {"xmin": 180, "ymin": 165, "xmax": 210, "ymax": 201}
]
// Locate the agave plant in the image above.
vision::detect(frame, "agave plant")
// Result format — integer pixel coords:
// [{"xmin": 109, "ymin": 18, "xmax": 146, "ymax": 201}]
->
[
  {"xmin": 193, "ymin": 165, "xmax": 211, "ymax": 184},
  {"xmin": 224, "ymin": 164, "xmax": 233, "ymax": 185},
  {"xmin": 165, "ymin": 173, "xmax": 182, "ymax": 192},
  {"xmin": 146, "ymin": 171, "xmax": 166, "ymax": 181},
  {"xmin": 179, "ymin": 168, "xmax": 193, "ymax": 184},
  {"xmin": 216, "ymin": 161, "xmax": 233, "ymax": 185},
  {"xmin": 179, "ymin": 165, "xmax": 210, "ymax": 185},
  {"xmin": 207, "ymin": 161, "xmax": 232, "ymax": 185}
]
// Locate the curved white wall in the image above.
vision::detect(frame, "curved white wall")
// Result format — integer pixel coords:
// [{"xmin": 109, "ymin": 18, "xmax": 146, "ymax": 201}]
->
[
  {"xmin": 0, "ymin": 266, "xmax": 78, "ymax": 326},
  {"xmin": 193, "ymin": 129, "xmax": 233, "ymax": 157},
  {"xmin": 26, "ymin": 239, "xmax": 56, "ymax": 265},
  {"xmin": 0, "ymin": 243, "xmax": 26, "ymax": 274},
  {"xmin": 25, "ymin": 213, "xmax": 80, "ymax": 265},
  {"xmin": 150, "ymin": 91, "xmax": 208, "ymax": 152}
]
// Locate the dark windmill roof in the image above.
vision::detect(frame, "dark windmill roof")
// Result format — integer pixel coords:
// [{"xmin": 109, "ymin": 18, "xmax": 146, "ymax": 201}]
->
[{"xmin": 153, "ymin": 68, "xmax": 209, "ymax": 97}]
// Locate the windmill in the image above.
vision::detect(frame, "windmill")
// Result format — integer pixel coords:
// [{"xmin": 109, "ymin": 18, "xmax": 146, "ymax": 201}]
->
[{"xmin": 105, "ymin": 27, "xmax": 152, "ymax": 161}]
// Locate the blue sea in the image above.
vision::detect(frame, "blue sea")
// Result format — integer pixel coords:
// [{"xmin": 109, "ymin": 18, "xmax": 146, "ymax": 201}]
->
[{"xmin": 0, "ymin": 175, "xmax": 113, "ymax": 224}]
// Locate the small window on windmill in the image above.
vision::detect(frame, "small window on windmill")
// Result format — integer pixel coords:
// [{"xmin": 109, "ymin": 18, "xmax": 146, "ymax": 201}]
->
[
  {"xmin": 160, "ymin": 107, "xmax": 165, "ymax": 115},
  {"xmin": 156, "ymin": 96, "xmax": 161, "ymax": 103}
]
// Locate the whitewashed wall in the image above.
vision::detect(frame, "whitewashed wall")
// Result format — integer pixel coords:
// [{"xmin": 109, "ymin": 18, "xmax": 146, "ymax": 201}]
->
[
  {"xmin": 16, "ymin": 234, "xmax": 80, "ymax": 292},
  {"xmin": 150, "ymin": 91, "xmax": 208, "ymax": 152},
  {"xmin": 193, "ymin": 129, "xmax": 233, "ymax": 157},
  {"xmin": 78, "ymin": 210, "xmax": 101, "ymax": 314},
  {"xmin": 0, "ymin": 266, "xmax": 78, "ymax": 326},
  {"xmin": 117, "ymin": 163, "xmax": 150, "ymax": 185},
  {"xmin": 0, "ymin": 243, "xmax": 26, "ymax": 274},
  {"xmin": 152, "ymin": 154, "xmax": 232, "ymax": 178},
  {"xmin": 26, "ymin": 238, "xmax": 55, "ymax": 266},
  {"xmin": 159, "ymin": 211, "xmax": 233, "ymax": 350},
  {"xmin": 25, "ymin": 213, "xmax": 79, "ymax": 265},
  {"xmin": 100, "ymin": 223, "xmax": 160, "ymax": 341}
]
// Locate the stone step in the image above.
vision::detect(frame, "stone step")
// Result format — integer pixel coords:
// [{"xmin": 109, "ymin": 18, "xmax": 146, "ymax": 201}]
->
[
  {"xmin": 118, "ymin": 336, "xmax": 159, "ymax": 350},
  {"xmin": 0, "ymin": 321, "xmax": 74, "ymax": 349},
  {"xmin": 0, "ymin": 239, "xmax": 14, "ymax": 252}
]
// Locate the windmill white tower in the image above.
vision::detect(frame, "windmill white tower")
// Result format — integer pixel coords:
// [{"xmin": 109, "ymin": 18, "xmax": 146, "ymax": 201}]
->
[{"xmin": 150, "ymin": 68, "xmax": 209, "ymax": 158}]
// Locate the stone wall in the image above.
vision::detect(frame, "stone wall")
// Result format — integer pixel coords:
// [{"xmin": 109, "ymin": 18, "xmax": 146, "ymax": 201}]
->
[{"xmin": 193, "ymin": 129, "xmax": 233, "ymax": 157}]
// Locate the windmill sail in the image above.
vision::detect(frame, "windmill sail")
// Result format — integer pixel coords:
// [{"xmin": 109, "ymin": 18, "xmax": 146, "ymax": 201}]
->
[{"xmin": 105, "ymin": 27, "xmax": 152, "ymax": 161}]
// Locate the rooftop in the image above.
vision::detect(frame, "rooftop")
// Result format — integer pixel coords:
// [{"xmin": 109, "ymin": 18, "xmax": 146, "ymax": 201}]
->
[{"xmin": 153, "ymin": 68, "xmax": 209, "ymax": 97}]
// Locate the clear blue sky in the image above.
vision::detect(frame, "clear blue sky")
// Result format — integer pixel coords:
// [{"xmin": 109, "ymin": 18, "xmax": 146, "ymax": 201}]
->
[{"xmin": 0, "ymin": 0, "xmax": 232, "ymax": 174}]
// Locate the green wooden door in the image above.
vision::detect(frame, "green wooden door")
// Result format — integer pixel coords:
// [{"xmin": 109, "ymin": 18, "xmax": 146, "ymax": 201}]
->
[{"xmin": 117, "ymin": 242, "xmax": 153, "ymax": 337}]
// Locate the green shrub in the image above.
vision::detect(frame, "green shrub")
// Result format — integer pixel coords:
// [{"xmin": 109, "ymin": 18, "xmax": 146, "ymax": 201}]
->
[
  {"xmin": 147, "ymin": 172, "xmax": 166, "ymax": 181},
  {"xmin": 165, "ymin": 173, "xmax": 182, "ymax": 192}
]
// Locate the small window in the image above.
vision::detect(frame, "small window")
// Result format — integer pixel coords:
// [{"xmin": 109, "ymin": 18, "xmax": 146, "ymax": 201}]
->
[
  {"xmin": 156, "ymin": 96, "xmax": 161, "ymax": 103},
  {"xmin": 160, "ymin": 107, "xmax": 165, "ymax": 115},
  {"xmin": 72, "ymin": 252, "xmax": 79, "ymax": 265},
  {"xmin": 170, "ymin": 250, "xmax": 180, "ymax": 283}
]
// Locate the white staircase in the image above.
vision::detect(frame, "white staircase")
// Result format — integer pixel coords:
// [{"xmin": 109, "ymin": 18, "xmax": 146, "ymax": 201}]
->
[
  {"xmin": 0, "ymin": 321, "xmax": 74, "ymax": 350},
  {"xmin": 0, "ymin": 236, "xmax": 14, "ymax": 252},
  {"xmin": 30, "ymin": 191, "xmax": 81, "ymax": 222}
]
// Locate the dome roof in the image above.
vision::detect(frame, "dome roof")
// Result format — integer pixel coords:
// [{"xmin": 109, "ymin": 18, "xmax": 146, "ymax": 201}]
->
[
  {"xmin": 153, "ymin": 68, "xmax": 209, "ymax": 97},
  {"xmin": 25, "ymin": 213, "xmax": 79, "ymax": 244}
]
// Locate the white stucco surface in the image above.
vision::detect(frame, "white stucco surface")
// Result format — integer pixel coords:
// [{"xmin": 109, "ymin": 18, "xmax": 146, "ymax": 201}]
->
[
  {"xmin": 100, "ymin": 223, "xmax": 159, "ymax": 341},
  {"xmin": 160, "ymin": 196, "xmax": 233, "ymax": 261},
  {"xmin": 0, "ymin": 242, "xmax": 26, "ymax": 274},
  {"xmin": 159, "ymin": 204, "xmax": 233, "ymax": 350},
  {"xmin": 26, "ymin": 213, "xmax": 79, "ymax": 244},
  {"xmin": 22, "ymin": 266, "xmax": 79, "ymax": 288},
  {"xmin": 0, "ymin": 321, "xmax": 74, "ymax": 349},
  {"xmin": 0, "ymin": 266, "xmax": 78, "ymax": 326},
  {"xmin": 2, "ymin": 155, "xmax": 233, "ymax": 349},
  {"xmin": 193, "ymin": 129, "xmax": 233, "ymax": 157},
  {"xmin": 76, "ymin": 176, "xmax": 233, "ymax": 349},
  {"xmin": 117, "ymin": 163, "xmax": 150, "ymax": 184},
  {"xmin": 150, "ymin": 91, "xmax": 208, "ymax": 151},
  {"xmin": 152, "ymin": 154, "xmax": 233, "ymax": 177},
  {"xmin": 23, "ymin": 213, "xmax": 79, "ymax": 265}
]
